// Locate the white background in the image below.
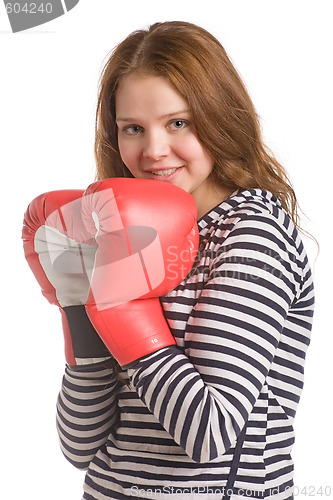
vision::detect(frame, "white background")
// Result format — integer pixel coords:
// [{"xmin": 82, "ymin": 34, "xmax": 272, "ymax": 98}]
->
[{"xmin": 1, "ymin": 0, "xmax": 332, "ymax": 498}]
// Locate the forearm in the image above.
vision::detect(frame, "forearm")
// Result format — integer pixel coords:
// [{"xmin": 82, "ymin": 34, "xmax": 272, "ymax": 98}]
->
[
  {"xmin": 56, "ymin": 360, "xmax": 120, "ymax": 469},
  {"xmin": 129, "ymin": 346, "xmax": 256, "ymax": 463}
]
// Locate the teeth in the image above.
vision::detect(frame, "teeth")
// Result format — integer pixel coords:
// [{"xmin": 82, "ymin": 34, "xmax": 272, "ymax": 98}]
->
[{"xmin": 151, "ymin": 168, "xmax": 179, "ymax": 177}]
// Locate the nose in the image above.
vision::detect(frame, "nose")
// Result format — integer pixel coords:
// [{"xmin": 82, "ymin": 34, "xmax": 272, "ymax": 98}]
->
[{"xmin": 142, "ymin": 130, "xmax": 170, "ymax": 161}]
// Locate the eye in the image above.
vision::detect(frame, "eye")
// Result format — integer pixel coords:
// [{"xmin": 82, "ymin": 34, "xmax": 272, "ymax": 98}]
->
[
  {"xmin": 122, "ymin": 124, "xmax": 143, "ymax": 135},
  {"xmin": 168, "ymin": 119, "xmax": 189, "ymax": 131}
]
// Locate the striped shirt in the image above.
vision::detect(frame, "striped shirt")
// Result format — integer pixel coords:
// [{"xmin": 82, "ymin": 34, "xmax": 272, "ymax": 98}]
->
[{"xmin": 56, "ymin": 189, "xmax": 314, "ymax": 499}]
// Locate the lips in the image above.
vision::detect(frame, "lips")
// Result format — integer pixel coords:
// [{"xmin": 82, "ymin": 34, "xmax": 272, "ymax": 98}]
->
[{"xmin": 148, "ymin": 167, "xmax": 181, "ymax": 177}]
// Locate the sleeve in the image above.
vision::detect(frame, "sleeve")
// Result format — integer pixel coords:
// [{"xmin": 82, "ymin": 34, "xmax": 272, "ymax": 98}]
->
[
  {"xmin": 128, "ymin": 212, "xmax": 303, "ymax": 463},
  {"xmin": 56, "ymin": 360, "xmax": 120, "ymax": 469}
]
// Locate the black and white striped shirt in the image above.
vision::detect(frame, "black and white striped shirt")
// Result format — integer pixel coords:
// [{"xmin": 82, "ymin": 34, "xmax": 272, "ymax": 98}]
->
[{"xmin": 56, "ymin": 189, "xmax": 314, "ymax": 499}]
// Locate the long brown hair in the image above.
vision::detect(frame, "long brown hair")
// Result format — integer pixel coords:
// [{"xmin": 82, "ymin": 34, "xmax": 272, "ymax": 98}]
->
[{"xmin": 95, "ymin": 21, "xmax": 300, "ymax": 227}]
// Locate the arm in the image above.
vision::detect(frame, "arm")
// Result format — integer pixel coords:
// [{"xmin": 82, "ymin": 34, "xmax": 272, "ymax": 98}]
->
[
  {"xmin": 128, "ymin": 211, "xmax": 311, "ymax": 463},
  {"xmin": 56, "ymin": 360, "xmax": 120, "ymax": 469}
]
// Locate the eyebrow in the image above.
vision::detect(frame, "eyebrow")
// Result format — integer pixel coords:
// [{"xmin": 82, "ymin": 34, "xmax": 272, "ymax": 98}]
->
[{"xmin": 116, "ymin": 109, "xmax": 191, "ymax": 123}]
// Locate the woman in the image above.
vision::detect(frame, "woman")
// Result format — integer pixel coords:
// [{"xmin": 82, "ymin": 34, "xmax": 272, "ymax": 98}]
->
[{"xmin": 56, "ymin": 21, "xmax": 314, "ymax": 499}]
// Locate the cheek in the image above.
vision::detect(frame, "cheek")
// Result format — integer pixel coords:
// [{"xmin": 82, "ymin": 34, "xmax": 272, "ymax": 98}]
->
[
  {"xmin": 118, "ymin": 139, "xmax": 138, "ymax": 169},
  {"xmin": 177, "ymin": 135, "xmax": 213, "ymax": 168}
]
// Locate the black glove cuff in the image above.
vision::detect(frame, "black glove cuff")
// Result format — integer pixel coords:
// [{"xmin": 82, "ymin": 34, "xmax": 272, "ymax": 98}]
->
[{"xmin": 63, "ymin": 305, "xmax": 111, "ymax": 359}]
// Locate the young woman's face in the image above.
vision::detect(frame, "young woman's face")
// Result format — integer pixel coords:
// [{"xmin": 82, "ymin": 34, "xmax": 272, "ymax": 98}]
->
[{"xmin": 115, "ymin": 73, "xmax": 225, "ymax": 218}]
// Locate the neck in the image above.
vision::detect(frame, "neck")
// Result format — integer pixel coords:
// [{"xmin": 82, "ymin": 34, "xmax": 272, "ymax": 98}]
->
[{"xmin": 195, "ymin": 184, "xmax": 233, "ymax": 220}]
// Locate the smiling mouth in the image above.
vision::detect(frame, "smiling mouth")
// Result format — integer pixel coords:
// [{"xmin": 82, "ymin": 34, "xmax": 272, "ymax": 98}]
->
[{"xmin": 148, "ymin": 167, "xmax": 181, "ymax": 177}]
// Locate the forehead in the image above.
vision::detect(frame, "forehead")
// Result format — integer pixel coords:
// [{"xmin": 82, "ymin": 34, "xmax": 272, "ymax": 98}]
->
[{"xmin": 115, "ymin": 73, "xmax": 188, "ymax": 120}]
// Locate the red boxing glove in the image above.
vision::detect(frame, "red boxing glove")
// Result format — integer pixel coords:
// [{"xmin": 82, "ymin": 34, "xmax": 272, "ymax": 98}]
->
[
  {"xmin": 81, "ymin": 178, "xmax": 199, "ymax": 368},
  {"xmin": 22, "ymin": 190, "xmax": 111, "ymax": 366}
]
